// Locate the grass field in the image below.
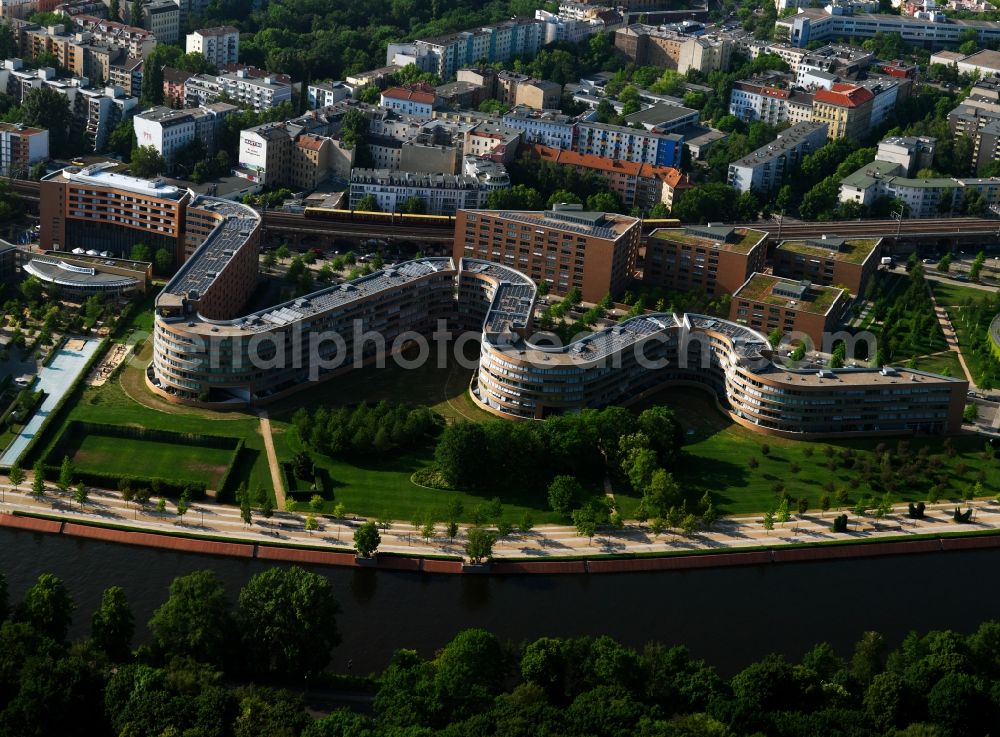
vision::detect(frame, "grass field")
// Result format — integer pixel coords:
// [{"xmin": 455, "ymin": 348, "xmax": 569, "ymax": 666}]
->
[
  {"xmin": 282, "ymin": 428, "xmax": 605, "ymax": 524},
  {"xmin": 635, "ymin": 389, "xmax": 1000, "ymax": 516},
  {"xmin": 60, "ymin": 432, "xmax": 234, "ymax": 487},
  {"xmin": 266, "ymin": 341, "xmax": 493, "ymax": 425},
  {"xmin": 903, "ymin": 351, "xmax": 964, "ymax": 377},
  {"xmin": 930, "ymin": 280, "xmax": 997, "ymax": 306}
]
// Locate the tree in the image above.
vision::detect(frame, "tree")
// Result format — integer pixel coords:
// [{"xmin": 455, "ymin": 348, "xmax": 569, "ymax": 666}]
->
[
  {"xmin": 260, "ymin": 492, "xmax": 274, "ymax": 519},
  {"xmin": 7, "ymin": 461, "xmax": 24, "ymax": 491},
  {"xmin": 153, "ymin": 247, "xmax": 173, "ymax": 275},
  {"xmin": 398, "ymin": 195, "xmax": 426, "ymax": 214},
  {"xmin": 435, "ymin": 422, "xmax": 486, "ymax": 489},
  {"xmin": 354, "ymin": 521, "xmax": 381, "ymax": 558},
  {"xmin": 777, "ymin": 497, "xmax": 790, "ymax": 527},
  {"xmin": 20, "ymin": 87, "xmax": 73, "ymax": 156},
  {"xmin": 762, "ymin": 509, "xmax": 774, "ymax": 535},
  {"xmin": 17, "ymin": 573, "xmax": 74, "ymax": 642},
  {"xmin": 57, "ymin": 455, "xmax": 72, "ymax": 492},
  {"xmin": 305, "ymin": 513, "xmax": 318, "ymax": 533},
  {"xmin": 671, "ymin": 183, "xmax": 740, "ymax": 223},
  {"xmin": 74, "ymin": 482, "xmax": 88, "ymax": 508},
  {"xmin": 572, "ymin": 500, "xmax": 609, "ymax": 544},
  {"xmin": 131, "ymin": 145, "xmax": 167, "ymax": 178},
  {"xmin": 239, "ymin": 566, "xmax": 341, "ymax": 680},
  {"xmin": 91, "ymin": 585, "xmax": 133, "ymax": 661},
  {"xmin": 820, "ymin": 494, "xmax": 831, "ymax": 517},
  {"xmin": 355, "ymin": 193, "xmax": 381, "ymax": 212},
  {"xmin": 108, "ymin": 118, "xmax": 135, "ymax": 159},
  {"xmin": 150, "ymin": 570, "xmax": 234, "ymax": 666},
  {"xmin": 31, "ymin": 459, "xmax": 45, "ymax": 498},
  {"xmin": 108, "ymin": 0, "xmax": 120, "ymax": 20},
  {"xmin": 309, "ymin": 494, "xmax": 324, "ymax": 513},
  {"xmin": 239, "ymin": 485, "xmax": 253, "ymax": 526},
  {"xmin": 486, "ymin": 184, "xmax": 544, "ymax": 210},
  {"xmin": 465, "ymin": 527, "xmax": 496, "ymax": 564},
  {"xmin": 176, "ymin": 488, "xmax": 190, "ymax": 522}
]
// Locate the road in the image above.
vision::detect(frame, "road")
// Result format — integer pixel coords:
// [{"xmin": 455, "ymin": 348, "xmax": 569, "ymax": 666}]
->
[{"xmin": 3, "ymin": 477, "xmax": 1000, "ymax": 562}]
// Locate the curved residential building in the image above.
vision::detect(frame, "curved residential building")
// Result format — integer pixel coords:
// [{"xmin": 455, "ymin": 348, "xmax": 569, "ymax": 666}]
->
[{"xmin": 144, "ymin": 190, "xmax": 966, "ymax": 435}]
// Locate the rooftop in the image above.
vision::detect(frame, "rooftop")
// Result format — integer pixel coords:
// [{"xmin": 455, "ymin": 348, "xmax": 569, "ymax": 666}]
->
[
  {"xmin": 733, "ymin": 273, "xmax": 844, "ymax": 315},
  {"xmin": 466, "ymin": 208, "xmax": 639, "ymax": 240},
  {"xmin": 777, "ymin": 236, "xmax": 881, "ymax": 264},
  {"xmin": 651, "ymin": 226, "xmax": 768, "ymax": 254},
  {"xmin": 57, "ymin": 163, "xmax": 184, "ymax": 200}
]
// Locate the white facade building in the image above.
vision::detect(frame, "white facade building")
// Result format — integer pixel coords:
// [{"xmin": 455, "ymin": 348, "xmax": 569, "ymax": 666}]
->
[
  {"xmin": 308, "ymin": 81, "xmax": 350, "ymax": 109},
  {"xmin": 186, "ymin": 26, "xmax": 240, "ymax": 67},
  {"xmin": 133, "ymin": 103, "xmax": 236, "ymax": 167},
  {"xmin": 727, "ymin": 121, "xmax": 828, "ymax": 194},
  {"xmin": 185, "ymin": 69, "xmax": 292, "ymax": 112}
]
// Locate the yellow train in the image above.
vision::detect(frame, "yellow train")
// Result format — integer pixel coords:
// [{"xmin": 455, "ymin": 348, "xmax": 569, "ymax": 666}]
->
[
  {"xmin": 303, "ymin": 207, "xmax": 456, "ymax": 228},
  {"xmin": 303, "ymin": 207, "xmax": 679, "ymax": 232}
]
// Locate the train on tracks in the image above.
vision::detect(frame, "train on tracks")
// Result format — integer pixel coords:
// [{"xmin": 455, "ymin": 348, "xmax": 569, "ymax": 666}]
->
[{"xmin": 301, "ymin": 207, "xmax": 681, "ymax": 232}]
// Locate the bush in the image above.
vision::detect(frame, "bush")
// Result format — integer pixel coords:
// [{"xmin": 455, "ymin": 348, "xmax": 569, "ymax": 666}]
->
[
  {"xmin": 832, "ymin": 514, "xmax": 849, "ymax": 533},
  {"xmin": 908, "ymin": 501, "xmax": 926, "ymax": 519}
]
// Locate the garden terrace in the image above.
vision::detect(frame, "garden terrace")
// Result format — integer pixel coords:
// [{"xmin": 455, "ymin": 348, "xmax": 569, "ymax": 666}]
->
[{"xmin": 776, "ymin": 237, "xmax": 880, "ymax": 265}]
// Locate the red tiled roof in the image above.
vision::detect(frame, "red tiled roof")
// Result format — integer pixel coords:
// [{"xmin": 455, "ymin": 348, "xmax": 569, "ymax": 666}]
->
[
  {"xmin": 814, "ymin": 83, "xmax": 874, "ymax": 108},
  {"xmin": 382, "ymin": 83, "xmax": 437, "ymax": 105},
  {"xmin": 526, "ymin": 144, "xmax": 688, "ymax": 188}
]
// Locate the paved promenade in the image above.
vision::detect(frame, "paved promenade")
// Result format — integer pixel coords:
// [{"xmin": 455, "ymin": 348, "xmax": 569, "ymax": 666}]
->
[{"xmin": 0, "ymin": 480, "xmax": 997, "ymax": 564}]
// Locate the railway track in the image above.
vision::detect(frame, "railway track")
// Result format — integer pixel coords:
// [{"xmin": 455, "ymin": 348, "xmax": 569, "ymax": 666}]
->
[{"xmin": 7, "ymin": 177, "xmax": 1000, "ymax": 241}]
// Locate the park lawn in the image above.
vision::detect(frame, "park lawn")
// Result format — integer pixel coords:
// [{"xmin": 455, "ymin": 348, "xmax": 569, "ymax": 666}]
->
[
  {"xmin": 947, "ymin": 306, "xmax": 997, "ymax": 386},
  {"xmin": 900, "ymin": 351, "xmax": 964, "ymax": 378},
  {"xmin": 266, "ymin": 342, "xmax": 493, "ymax": 425},
  {"xmin": 282, "ymin": 427, "xmax": 601, "ymax": 524},
  {"xmin": 63, "ymin": 432, "xmax": 234, "ymax": 488},
  {"xmin": 930, "ymin": 280, "xmax": 997, "ymax": 306},
  {"xmin": 644, "ymin": 389, "xmax": 1000, "ymax": 517}
]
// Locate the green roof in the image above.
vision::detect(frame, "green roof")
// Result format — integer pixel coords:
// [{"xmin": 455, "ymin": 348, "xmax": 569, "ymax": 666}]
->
[
  {"xmin": 652, "ymin": 227, "xmax": 767, "ymax": 254},
  {"xmin": 734, "ymin": 274, "xmax": 844, "ymax": 314},
  {"xmin": 777, "ymin": 237, "xmax": 880, "ymax": 265}
]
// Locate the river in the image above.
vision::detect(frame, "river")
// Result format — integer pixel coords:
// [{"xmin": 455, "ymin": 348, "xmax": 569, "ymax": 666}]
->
[{"xmin": 0, "ymin": 527, "xmax": 996, "ymax": 675}]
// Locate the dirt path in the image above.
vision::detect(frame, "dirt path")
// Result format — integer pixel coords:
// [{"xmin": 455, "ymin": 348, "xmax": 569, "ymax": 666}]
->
[{"xmin": 258, "ymin": 410, "xmax": 286, "ymax": 508}]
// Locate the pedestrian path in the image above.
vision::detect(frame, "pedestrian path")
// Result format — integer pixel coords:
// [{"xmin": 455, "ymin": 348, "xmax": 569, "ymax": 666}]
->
[
  {"xmin": 257, "ymin": 410, "xmax": 286, "ymax": 509},
  {"xmin": 0, "ymin": 338, "xmax": 101, "ymax": 466}
]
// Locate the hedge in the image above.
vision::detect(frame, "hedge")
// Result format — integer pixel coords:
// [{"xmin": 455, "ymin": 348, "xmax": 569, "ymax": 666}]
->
[
  {"xmin": 282, "ymin": 462, "xmax": 332, "ymax": 499},
  {"xmin": 38, "ymin": 466, "xmax": 208, "ymax": 501},
  {"xmin": 51, "ymin": 421, "xmax": 241, "ymax": 451},
  {"xmin": 214, "ymin": 439, "xmax": 247, "ymax": 503}
]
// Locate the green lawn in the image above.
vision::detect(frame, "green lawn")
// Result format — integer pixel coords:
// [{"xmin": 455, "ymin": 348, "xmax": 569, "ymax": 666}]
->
[
  {"xmin": 930, "ymin": 280, "xmax": 997, "ymax": 306},
  {"xmin": 60, "ymin": 432, "xmax": 235, "ymax": 488},
  {"xmin": 901, "ymin": 351, "xmax": 964, "ymax": 378},
  {"xmin": 266, "ymin": 342, "xmax": 492, "ymax": 425},
  {"xmin": 282, "ymin": 427, "xmax": 605, "ymax": 525},
  {"xmin": 636, "ymin": 389, "xmax": 1000, "ymax": 517}
]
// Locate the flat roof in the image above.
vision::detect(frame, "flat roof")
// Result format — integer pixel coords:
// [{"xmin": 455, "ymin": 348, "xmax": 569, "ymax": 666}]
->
[
  {"xmin": 733, "ymin": 273, "xmax": 843, "ymax": 315},
  {"xmin": 59, "ymin": 163, "xmax": 184, "ymax": 200},
  {"xmin": 650, "ymin": 226, "xmax": 768, "ymax": 254},
  {"xmin": 776, "ymin": 236, "xmax": 881, "ymax": 265},
  {"xmin": 463, "ymin": 208, "xmax": 639, "ymax": 240}
]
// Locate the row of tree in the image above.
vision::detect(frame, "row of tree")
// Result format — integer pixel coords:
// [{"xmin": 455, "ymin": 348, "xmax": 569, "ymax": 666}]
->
[
  {"xmin": 293, "ymin": 401, "xmax": 441, "ymax": 459},
  {"xmin": 434, "ymin": 405, "xmax": 683, "ymax": 491}
]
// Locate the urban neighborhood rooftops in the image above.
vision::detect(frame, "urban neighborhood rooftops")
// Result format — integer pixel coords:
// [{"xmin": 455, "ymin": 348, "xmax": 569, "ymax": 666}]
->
[
  {"xmin": 733, "ymin": 273, "xmax": 844, "ymax": 315},
  {"xmin": 776, "ymin": 236, "xmax": 881, "ymax": 264},
  {"xmin": 650, "ymin": 226, "xmax": 768, "ymax": 254}
]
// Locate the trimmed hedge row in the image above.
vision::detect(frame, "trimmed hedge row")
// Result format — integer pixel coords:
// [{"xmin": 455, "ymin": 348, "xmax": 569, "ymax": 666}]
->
[
  {"xmin": 282, "ymin": 462, "xmax": 332, "ymax": 499},
  {"xmin": 214, "ymin": 439, "xmax": 247, "ymax": 503},
  {"xmin": 39, "ymin": 466, "xmax": 208, "ymax": 500},
  {"xmin": 53, "ymin": 421, "xmax": 241, "ymax": 450}
]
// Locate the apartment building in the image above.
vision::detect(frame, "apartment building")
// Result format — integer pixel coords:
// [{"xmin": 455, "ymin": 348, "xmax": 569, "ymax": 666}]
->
[
  {"xmin": 162, "ymin": 67, "xmax": 191, "ymax": 106},
  {"xmin": 876, "ymin": 135, "xmax": 935, "ymax": 175},
  {"xmin": 237, "ymin": 111, "xmax": 356, "ymax": 189},
  {"xmin": 186, "ymin": 26, "xmax": 239, "ymax": 67},
  {"xmin": 614, "ymin": 24, "xmax": 733, "ymax": 75},
  {"xmin": 40, "ymin": 163, "xmax": 191, "ymax": 264},
  {"xmin": 622, "ymin": 103, "xmax": 700, "ymax": 134},
  {"xmin": 143, "ymin": 0, "xmax": 179, "ymax": 44},
  {"xmin": 727, "ymin": 121, "xmax": 828, "ymax": 195},
  {"xmin": 526, "ymin": 143, "xmax": 691, "ymax": 212},
  {"xmin": 387, "ymin": 18, "xmax": 545, "ymax": 80},
  {"xmin": 108, "ymin": 55, "xmax": 142, "ymax": 98},
  {"xmin": 730, "ymin": 273, "xmax": 848, "ymax": 347},
  {"xmin": 777, "ymin": 6, "xmax": 1000, "ymax": 49},
  {"xmin": 184, "ymin": 69, "xmax": 291, "ymax": 112},
  {"xmin": 642, "ymin": 225, "xmax": 769, "ymax": 298},
  {"xmin": 307, "ymin": 81, "xmax": 350, "ymax": 109},
  {"xmin": 380, "ymin": 84, "xmax": 439, "ymax": 117},
  {"xmin": 133, "ymin": 103, "xmax": 236, "ymax": 168},
  {"xmin": 812, "ymin": 83, "xmax": 874, "ymax": 139},
  {"xmin": 729, "ymin": 78, "xmax": 794, "ymax": 125},
  {"xmin": 348, "ymin": 161, "xmax": 507, "ymax": 216},
  {"xmin": 75, "ymin": 84, "xmax": 137, "ymax": 150},
  {"xmin": 572, "ymin": 120, "xmax": 684, "ymax": 167},
  {"xmin": 839, "ymin": 159, "xmax": 1000, "ymax": 219},
  {"xmin": 772, "ymin": 235, "xmax": 882, "ymax": 295},
  {"xmin": 68, "ymin": 15, "xmax": 156, "ymax": 57},
  {"xmin": 453, "ymin": 205, "xmax": 642, "ymax": 301},
  {"xmin": 502, "ymin": 106, "xmax": 576, "ymax": 149},
  {"xmin": 535, "ymin": 6, "xmax": 622, "ymax": 44},
  {"xmin": 0, "ymin": 121, "xmax": 48, "ymax": 175}
]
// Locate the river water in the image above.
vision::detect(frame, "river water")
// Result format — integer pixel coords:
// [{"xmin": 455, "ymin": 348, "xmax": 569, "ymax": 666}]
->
[{"xmin": 0, "ymin": 527, "xmax": 996, "ymax": 675}]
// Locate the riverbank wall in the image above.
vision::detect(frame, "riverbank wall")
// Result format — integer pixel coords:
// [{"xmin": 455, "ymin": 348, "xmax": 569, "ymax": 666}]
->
[{"xmin": 5, "ymin": 512, "xmax": 1000, "ymax": 575}]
